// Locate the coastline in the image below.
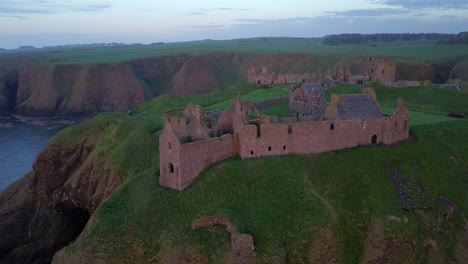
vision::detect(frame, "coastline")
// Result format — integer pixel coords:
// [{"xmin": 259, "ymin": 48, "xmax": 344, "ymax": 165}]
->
[{"xmin": 0, "ymin": 114, "xmax": 91, "ymax": 129}]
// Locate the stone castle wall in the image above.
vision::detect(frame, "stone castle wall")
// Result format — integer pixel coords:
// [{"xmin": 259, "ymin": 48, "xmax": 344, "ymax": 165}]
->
[
  {"xmin": 159, "ymin": 98, "xmax": 409, "ymax": 191},
  {"xmin": 248, "ymin": 55, "xmax": 397, "ymax": 87},
  {"xmin": 159, "ymin": 118, "xmax": 237, "ymax": 190},
  {"xmin": 236, "ymin": 117, "xmax": 408, "ymax": 159},
  {"xmin": 362, "ymin": 56, "xmax": 397, "ymax": 83}
]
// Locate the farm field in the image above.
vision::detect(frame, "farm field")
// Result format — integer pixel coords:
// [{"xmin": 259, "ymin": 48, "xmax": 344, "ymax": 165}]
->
[{"xmin": 17, "ymin": 38, "xmax": 468, "ymax": 65}]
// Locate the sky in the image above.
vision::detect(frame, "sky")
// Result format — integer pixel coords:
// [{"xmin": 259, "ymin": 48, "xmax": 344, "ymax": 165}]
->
[{"xmin": 1, "ymin": 0, "xmax": 468, "ymax": 49}]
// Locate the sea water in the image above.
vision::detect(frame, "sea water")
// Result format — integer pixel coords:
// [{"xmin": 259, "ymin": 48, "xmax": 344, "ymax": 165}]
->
[{"xmin": 0, "ymin": 121, "xmax": 60, "ymax": 191}]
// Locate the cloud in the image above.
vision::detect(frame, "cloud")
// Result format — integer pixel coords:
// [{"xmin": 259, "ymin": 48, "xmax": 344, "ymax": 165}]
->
[
  {"xmin": 186, "ymin": 11, "xmax": 205, "ymax": 16},
  {"xmin": 73, "ymin": 4, "xmax": 111, "ymax": 12},
  {"xmin": 0, "ymin": 14, "xmax": 27, "ymax": 19},
  {"xmin": 326, "ymin": 8, "xmax": 412, "ymax": 17},
  {"xmin": 184, "ymin": 7, "xmax": 253, "ymax": 17},
  {"xmin": 0, "ymin": 7, "xmax": 52, "ymax": 14},
  {"xmin": 371, "ymin": 0, "xmax": 468, "ymax": 9},
  {"xmin": 184, "ymin": 24, "xmax": 228, "ymax": 29},
  {"xmin": 0, "ymin": 0, "xmax": 112, "ymax": 15},
  {"xmin": 235, "ymin": 17, "xmax": 312, "ymax": 25},
  {"xmin": 200, "ymin": 7, "xmax": 252, "ymax": 11}
]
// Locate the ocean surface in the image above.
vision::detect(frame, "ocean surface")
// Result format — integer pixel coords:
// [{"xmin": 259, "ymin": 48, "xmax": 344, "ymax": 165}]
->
[{"xmin": 0, "ymin": 121, "xmax": 61, "ymax": 191}]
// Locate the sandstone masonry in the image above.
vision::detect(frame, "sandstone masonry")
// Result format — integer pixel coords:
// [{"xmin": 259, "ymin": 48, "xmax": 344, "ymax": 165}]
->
[
  {"xmin": 159, "ymin": 86, "xmax": 410, "ymax": 191},
  {"xmin": 247, "ymin": 56, "xmax": 397, "ymax": 88}
]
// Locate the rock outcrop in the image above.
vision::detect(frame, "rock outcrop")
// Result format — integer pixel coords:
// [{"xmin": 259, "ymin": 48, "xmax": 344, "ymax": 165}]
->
[{"xmin": 0, "ymin": 125, "xmax": 122, "ymax": 263}]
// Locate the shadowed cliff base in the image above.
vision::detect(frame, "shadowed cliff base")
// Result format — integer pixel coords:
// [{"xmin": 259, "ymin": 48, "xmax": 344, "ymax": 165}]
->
[{"xmin": 0, "ymin": 69, "xmax": 18, "ymax": 115}]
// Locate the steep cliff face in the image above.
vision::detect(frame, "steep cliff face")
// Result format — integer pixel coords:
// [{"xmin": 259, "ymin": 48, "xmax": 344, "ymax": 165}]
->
[
  {"xmin": 0, "ymin": 68, "xmax": 18, "ymax": 115},
  {"xmin": 1, "ymin": 52, "xmax": 462, "ymax": 118},
  {"xmin": 395, "ymin": 62, "xmax": 434, "ymax": 81},
  {"xmin": 14, "ymin": 63, "xmax": 149, "ymax": 117},
  {"xmin": 6, "ymin": 53, "xmax": 242, "ymax": 117},
  {"xmin": 0, "ymin": 114, "xmax": 148, "ymax": 263},
  {"xmin": 0, "ymin": 53, "xmax": 344, "ymax": 118}
]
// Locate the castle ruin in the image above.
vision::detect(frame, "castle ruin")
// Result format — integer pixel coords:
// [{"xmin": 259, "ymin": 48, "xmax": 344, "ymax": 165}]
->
[
  {"xmin": 159, "ymin": 85, "xmax": 410, "ymax": 191},
  {"xmin": 247, "ymin": 56, "xmax": 396, "ymax": 88},
  {"xmin": 289, "ymin": 83, "xmax": 327, "ymax": 121}
]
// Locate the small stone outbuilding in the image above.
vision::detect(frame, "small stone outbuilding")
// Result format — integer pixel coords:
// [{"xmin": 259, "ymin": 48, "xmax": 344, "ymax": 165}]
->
[{"xmin": 289, "ymin": 83, "xmax": 327, "ymax": 121}]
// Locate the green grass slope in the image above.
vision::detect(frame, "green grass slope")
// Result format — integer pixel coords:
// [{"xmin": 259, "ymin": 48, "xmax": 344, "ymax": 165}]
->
[
  {"xmin": 51, "ymin": 84, "xmax": 468, "ymax": 263},
  {"xmin": 59, "ymin": 120, "xmax": 468, "ymax": 263}
]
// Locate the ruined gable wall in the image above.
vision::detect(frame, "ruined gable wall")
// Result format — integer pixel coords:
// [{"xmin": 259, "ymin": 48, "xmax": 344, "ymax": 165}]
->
[
  {"xmin": 383, "ymin": 110, "xmax": 410, "ymax": 144},
  {"xmin": 159, "ymin": 122, "xmax": 183, "ymax": 190},
  {"xmin": 178, "ymin": 134, "xmax": 237, "ymax": 190},
  {"xmin": 166, "ymin": 116, "xmax": 192, "ymax": 138}
]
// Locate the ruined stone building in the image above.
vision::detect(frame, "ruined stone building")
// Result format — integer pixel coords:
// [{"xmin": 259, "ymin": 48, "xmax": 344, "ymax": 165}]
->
[
  {"xmin": 361, "ymin": 56, "xmax": 396, "ymax": 83},
  {"xmin": 247, "ymin": 56, "xmax": 397, "ymax": 87},
  {"xmin": 159, "ymin": 86, "xmax": 410, "ymax": 191},
  {"xmin": 247, "ymin": 66, "xmax": 316, "ymax": 85},
  {"xmin": 289, "ymin": 83, "xmax": 327, "ymax": 121}
]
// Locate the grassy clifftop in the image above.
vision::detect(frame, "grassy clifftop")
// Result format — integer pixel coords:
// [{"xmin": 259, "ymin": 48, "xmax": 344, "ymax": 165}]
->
[
  {"xmin": 59, "ymin": 120, "xmax": 468, "ymax": 263},
  {"xmin": 44, "ymin": 83, "xmax": 468, "ymax": 263},
  {"xmin": 2, "ymin": 44, "xmax": 468, "ymax": 118},
  {"xmin": 26, "ymin": 39, "xmax": 468, "ymax": 65}
]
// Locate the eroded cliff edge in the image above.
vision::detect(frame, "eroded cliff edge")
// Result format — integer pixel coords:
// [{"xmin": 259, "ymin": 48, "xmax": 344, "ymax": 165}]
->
[
  {"xmin": 0, "ymin": 52, "xmax": 449, "ymax": 120},
  {"xmin": 0, "ymin": 114, "xmax": 156, "ymax": 263}
]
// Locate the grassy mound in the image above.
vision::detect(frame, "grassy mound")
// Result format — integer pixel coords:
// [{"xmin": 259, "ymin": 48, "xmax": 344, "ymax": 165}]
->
[
  {"xmin": 61, "ymin": 120, "xmax": 468, "ymax": 263},
  {"xmin": 52, "ymin": 84, "xmax": 468, "ymax": 263}
]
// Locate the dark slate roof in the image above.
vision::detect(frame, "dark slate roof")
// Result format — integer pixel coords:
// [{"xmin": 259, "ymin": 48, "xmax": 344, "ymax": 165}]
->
[
  {"xmin": 336, "ymin": 95, "xmax": 383, "ymax": 120},
  {"xmin": 303, "ymin": 83, "xmax": 324, "ymax": 97}
]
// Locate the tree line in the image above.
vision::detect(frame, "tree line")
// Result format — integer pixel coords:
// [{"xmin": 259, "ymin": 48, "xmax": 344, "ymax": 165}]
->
[{"xmin": 323, "ymin": 33, "xmax": 468, "ymax": 45}]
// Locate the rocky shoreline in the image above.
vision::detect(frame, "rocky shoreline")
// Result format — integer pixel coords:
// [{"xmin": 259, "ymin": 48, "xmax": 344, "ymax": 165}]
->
[{"xmin": 0, "ymin": 114, "xmax": 90, "ymax": 129}]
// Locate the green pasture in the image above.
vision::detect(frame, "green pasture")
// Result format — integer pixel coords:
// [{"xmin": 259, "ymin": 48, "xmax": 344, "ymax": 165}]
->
[{"xmin": 25, "ymin": 38, "xmax": 468, "ymax": 65}]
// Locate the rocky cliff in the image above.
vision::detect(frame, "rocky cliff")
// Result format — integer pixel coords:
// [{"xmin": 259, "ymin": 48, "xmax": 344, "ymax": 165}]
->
[
  {"xmin": 0, "ymin": 67, "xmax": 18, "ymax": 115},
  {"xmin": 0, "ymin": 53, "xmax": 340, "ymax": 119},
  {"xmin": 1, "ymin": 52, "xmax": 459, "ymax": 119},
  {"xmin": 0, "ymin": 52, "xmax": 462, "ymax": 117},
  {"xmin": 0, "ymin": 113, "xmax": 153, "ymax": 263}
]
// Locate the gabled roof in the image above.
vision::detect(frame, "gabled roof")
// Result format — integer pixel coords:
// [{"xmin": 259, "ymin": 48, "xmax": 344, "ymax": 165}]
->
[{"xmin": 336, "ymin": 94, "xmax": 383, "ymax": 120}]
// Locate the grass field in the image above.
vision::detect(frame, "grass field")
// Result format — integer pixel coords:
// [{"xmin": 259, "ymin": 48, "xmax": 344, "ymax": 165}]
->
[
  {"xmin": 133, "ymin": 82, "xmax": 467, "ymax": 128},
  {"xmin": 133, "ymin": 82, "xmax": 288, "ymax": 125},
  {"xmin": 61, "ymin": 116, "xmax": 468, "ymax": 263},
  {"xmin": 53, "ymin": 80, "xmax": 468, "ymax": 263},
  {"xmin": 205, "ymin": 88, "xmax": 287, "ymax": 111},
  {"xmin": 327, "ymin": 82, "xmax": 468, "ymax": 115},
  {"xmin": 22, "ymin": 38, "xmax": 468, "ymax": 65}
]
